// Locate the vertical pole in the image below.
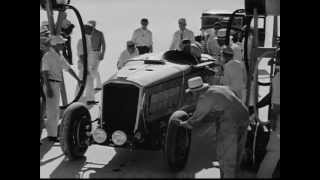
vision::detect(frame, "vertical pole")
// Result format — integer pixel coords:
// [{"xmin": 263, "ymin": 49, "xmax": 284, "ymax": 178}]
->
[
  {"xmin": 252, "ymin": 8, "xmax": 259, "ymax": 114},
  {"xmin": 272, "ymin": 16, "xmax": 278, "ymax": 47},
  {"xmin": 251, "ymin": 8, "xmax": 259, "ymax": 164},
  {"xmin": 45, "ymin": 0, "xmax": 56, "ymax": 35},
  {"xmin": 57, "ymin": 11, "xmax": 69, "ymax": 108}
]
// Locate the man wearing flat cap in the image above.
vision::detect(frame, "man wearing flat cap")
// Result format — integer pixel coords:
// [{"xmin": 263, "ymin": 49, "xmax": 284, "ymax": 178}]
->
[{"xmin": 176, "ymin": 76, "xmax": 249, "ymax": 178}]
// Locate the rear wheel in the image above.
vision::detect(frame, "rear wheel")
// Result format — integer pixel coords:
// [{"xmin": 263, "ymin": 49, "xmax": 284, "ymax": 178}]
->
[
  {"xmin": 164, "ymin": 110, "xmax": 192, "ymax": 171},
  {"xmin": 59, "ymin": 102, "xmax": 92, "ymax": 160}
]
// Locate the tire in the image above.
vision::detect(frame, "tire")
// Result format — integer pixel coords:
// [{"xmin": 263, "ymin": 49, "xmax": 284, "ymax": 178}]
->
[
  {"xmin": 164, "ymin": 110, "xmax": 192, "ymax": 171},
  {"xmin": 59, "ymin": 102, "xmax": 92, "ymax": 160}
]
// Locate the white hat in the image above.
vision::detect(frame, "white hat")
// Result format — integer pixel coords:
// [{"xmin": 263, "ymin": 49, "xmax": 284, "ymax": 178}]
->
[
  {"xmin": 50, "ymin": 35, "xmax": 67, "ymax": 46},
  {"xmin": 186, "ymin": 76, "xmax": 209, "ymax": 93},
  {"xmin": 217, "ymin": 28, "xmax": 227, "ymax": 38}
]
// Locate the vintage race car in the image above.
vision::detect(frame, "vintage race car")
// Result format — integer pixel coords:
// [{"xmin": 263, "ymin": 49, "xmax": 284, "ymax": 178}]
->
[{"xmin": 59, "ymin": 50, "xmax": 219, "ymax": 171}]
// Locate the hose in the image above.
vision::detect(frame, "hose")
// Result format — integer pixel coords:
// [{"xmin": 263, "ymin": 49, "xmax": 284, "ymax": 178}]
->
[{"xmin": 60, "ymin": 4, "xmax": 88, "ymax": 109}]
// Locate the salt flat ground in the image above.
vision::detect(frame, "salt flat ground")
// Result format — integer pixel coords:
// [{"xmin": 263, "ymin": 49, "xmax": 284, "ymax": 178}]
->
[{"xmin": 40, "ymin": 0, "xmax": 272, "ymax": 178}]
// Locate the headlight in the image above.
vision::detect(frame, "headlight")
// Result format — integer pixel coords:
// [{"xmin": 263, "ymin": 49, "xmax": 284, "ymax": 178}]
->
[
  {"xmin": 111, "ymin": 130, "xmax": 127, "ymax": 146},
  {"xmin": 92, "ymin": 128, "xmax": 107, "ymax": 144}
]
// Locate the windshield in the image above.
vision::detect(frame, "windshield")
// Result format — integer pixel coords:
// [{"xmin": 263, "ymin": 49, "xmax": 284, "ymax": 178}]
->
[{"xmin": 201, "ymin": 14, "xmax": 244, "ymax": 30}]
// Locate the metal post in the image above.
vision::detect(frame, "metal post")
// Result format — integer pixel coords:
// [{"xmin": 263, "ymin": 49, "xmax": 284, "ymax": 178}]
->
[
  {"xmin": 56, "ymin": 10, "xmax": 69, "ymax": 108},
  {"xmin": 252, "ymin": 8, "xmax": 259, "ymax": 117},
  {"xmin": 45, "ymin": 0, "xmax": 56, "ymax": 35}
]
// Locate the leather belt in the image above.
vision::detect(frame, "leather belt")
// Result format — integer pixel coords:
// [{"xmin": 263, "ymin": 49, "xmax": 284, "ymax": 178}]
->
[{"xmin": 48, "ymin": 79, "xmax": 62, "ymax": 83}]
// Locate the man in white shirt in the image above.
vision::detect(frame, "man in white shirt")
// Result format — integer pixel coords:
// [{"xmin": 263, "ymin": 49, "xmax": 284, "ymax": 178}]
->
[
  {"xmin": 41, "ymin": 35, "xmax": 81, "ymax": 142},
  {"xmin": 131, "ymin": 18, "xmax": 153, "ymax": 55},
  {"xmin": 169, "ymin": 18, "xmax": 195, "ymax": 51},
  {"xmin": 221, "ymin": 46, "xmax": 247, "ymax": 103},
  {"xmin": 117, "ymin": 41, "xmax": 139, "ymax": 70}
]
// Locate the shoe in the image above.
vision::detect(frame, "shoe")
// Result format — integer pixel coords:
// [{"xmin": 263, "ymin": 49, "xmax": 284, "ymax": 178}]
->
[
  {"xmin": 94, "ymin": 88, "xmax": 102, "ymax": 91},
  {"xmin": 87, "ymin": 101, "xmax": 99, "ymax": 105},
  {"xmin": 47, "ymin": 136, "xmax": 59, "ymax": 143}
]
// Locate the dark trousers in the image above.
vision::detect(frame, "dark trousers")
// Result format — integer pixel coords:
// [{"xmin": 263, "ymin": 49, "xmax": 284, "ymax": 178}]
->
[
  {"xmin": 62, "ymin": 37, "xmax": 73, "ymax": 65},
  {"xmin": 137, "ymin": 46, "xmax": 151, "ymax": 55}
]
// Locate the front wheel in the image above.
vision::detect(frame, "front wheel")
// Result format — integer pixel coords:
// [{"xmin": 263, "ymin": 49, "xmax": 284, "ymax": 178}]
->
[
  {"xmin": 59, "ymin": 102, "xmax": 92, "ymax": 160},
  {"xmin": 164, "ymin": 110, "xmax": 192, "ymax": 171}
]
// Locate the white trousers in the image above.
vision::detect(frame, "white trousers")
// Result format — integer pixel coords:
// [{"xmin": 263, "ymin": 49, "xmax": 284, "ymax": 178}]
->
[
  {"xmin": 76, "ymin": 52, "xmax": 101, "ymax": 102},
  {"xmin": 44, "ymin": 82, "xmax": 61, "ymax": 137}
]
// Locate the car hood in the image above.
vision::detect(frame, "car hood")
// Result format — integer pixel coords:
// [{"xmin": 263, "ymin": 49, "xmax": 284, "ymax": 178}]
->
[{"xmin": 110, "ymin": 52, "xmax": 191, "ymax": 87}]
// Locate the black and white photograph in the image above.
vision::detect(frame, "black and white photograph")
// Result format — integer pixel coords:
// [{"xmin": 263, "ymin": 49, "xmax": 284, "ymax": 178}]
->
[{"xmin": 40, "ymin": 0, "xmax": 280, "ymax": 178}]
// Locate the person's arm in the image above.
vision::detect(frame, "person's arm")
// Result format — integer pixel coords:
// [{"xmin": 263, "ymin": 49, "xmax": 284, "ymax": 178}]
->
[
  {"xmin": 149, "ymin": 31, "xmax": 153, "ymax": 52},
  {"xmin": 180, "ymin": 95, "xmax": 213, "ymax": 129},
  {"xmin": 117, "ymin": 52, "xmax": 124, "ymax": 70},
  {"xmin": 169, "ymin": 32, "xmax": 177, "ymax": 50},
  {"xmin": 42, "ymin": 71, "xmax": 54, "ymax": 98},
  {"xmin": 100, "ymin": 32, "xmax": 106, "ymax": 60},
  {"xmin": 190, "ymin": 31, "xmax": 195, "ymax": 43},
  {"xmin": 67, "ymin": 68, "xmax": 81, "ymax": 83},
  {"xmin": 60, "ymin": 54, "xmax": 81, "ymax": 84},
  {"xmin": 131, "ymin": 29, "xmax": 137, "ymax": 43},
  {"xmin": 221, "ymin": 64, "xmax": 231, "ymax": 85},
  {"xmin": 41, "ymin": 56, "xmax": 54, "ymax": 98}
]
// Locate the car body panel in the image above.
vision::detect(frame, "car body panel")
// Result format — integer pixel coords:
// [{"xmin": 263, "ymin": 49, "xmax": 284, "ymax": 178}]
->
[{"xmin": 98, "ymin": 51, "xmax": 216, "ymax": 150}]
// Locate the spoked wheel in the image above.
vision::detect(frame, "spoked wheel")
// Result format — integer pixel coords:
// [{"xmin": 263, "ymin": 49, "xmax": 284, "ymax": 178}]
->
[
  {"xmin": 59, "ymin": 102, "xmax": 92, "ymax": 160},
  {"xmin": 164, "ymin": 110, "xmax": 192, "ymax": 171}
]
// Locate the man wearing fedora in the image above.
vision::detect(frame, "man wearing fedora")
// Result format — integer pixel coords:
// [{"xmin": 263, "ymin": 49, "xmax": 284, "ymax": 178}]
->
[
  {"xmin": 41, "ymin": 35, "xmax": 81, "ymax": 142},
  {"xmin": 177, "ymin": 76, "xmax": 249, "ymax": 178}
]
